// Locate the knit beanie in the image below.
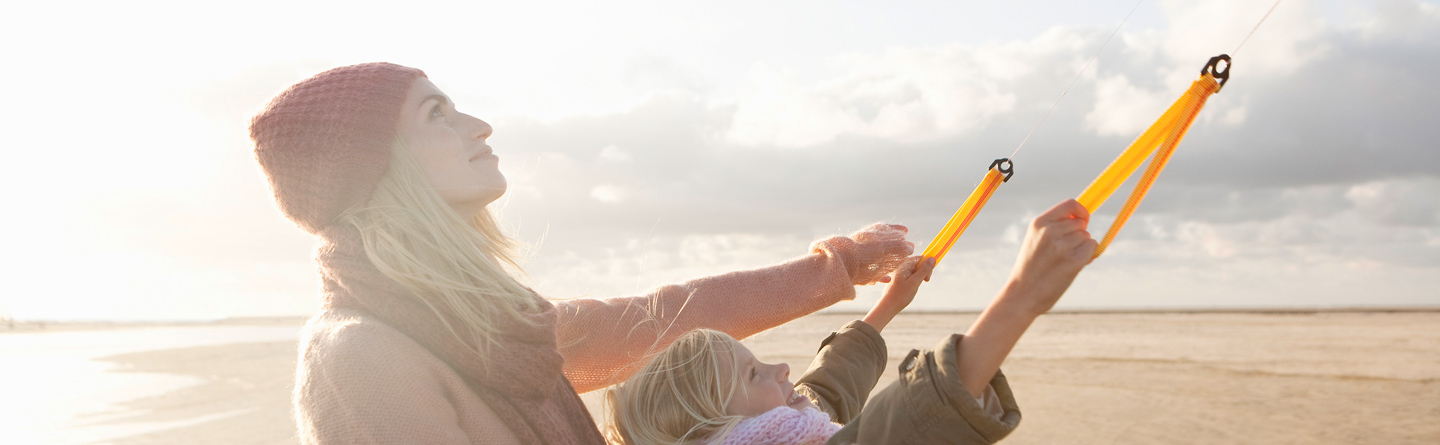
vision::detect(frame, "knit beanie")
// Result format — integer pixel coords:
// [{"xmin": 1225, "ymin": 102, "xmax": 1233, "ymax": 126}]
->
[{"xmin": 250, "ymin": 62, "xmax": 427, "ymax": 234}]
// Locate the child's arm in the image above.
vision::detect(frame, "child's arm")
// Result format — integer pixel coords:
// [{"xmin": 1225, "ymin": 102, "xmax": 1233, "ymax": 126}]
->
[
  {"xmin": 861, "ymin": 256, "xmax": 937, "ymax": 332},
  {"xmin": 794, "ymin": 255, "xmax": 933, "ymax": 423},
  {"xmin": 957, "ymin": 199, "xmax": 1097, "ymax": 398}
]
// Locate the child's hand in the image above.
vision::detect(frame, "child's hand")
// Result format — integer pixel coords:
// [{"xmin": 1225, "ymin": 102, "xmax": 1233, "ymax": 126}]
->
[
  {"xmin": 862, "ymin": 256, "xmax": 936, "ymax": 332},
  {"xmin": 1005, "ymin": 199, "xmax": 1098, "ymax": 317},
  {"xmin": 956, "ymin": 199, "xmax": 1098, "ymax": 398},
  {"xmin": 882, "ymin": 256, "xmax": 937, "ymax": 310}
]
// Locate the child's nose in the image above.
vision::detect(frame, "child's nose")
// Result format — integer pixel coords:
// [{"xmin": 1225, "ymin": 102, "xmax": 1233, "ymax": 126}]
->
[{"xmin": 777, "ymin": 363, "xmax": 790, "ymax": 381}]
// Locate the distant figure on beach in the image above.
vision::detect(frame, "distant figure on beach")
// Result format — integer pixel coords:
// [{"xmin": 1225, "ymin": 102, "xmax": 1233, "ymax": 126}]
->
[
  {"xmin": 607, "ymin": 200, "xmax": 1097, "ymax": 444},
  {"xmin": 250, "ymin": 62, "xmax": 915, "ymax": 443}
]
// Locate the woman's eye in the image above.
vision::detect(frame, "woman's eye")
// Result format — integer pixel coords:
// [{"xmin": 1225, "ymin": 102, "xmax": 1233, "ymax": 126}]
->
[{"xmin": 430, "ymin": 106, "xmax": 444, "ymax": 118}]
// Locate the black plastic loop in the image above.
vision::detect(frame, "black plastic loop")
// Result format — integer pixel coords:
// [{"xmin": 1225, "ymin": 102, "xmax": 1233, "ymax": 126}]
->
[
  {"xmin": 1202, "ymin": 54, "xmax": 1231, "ymax": 92},
  {"xmin": 990, "ymin": 158, "xmax": 1015, "ymax": 182}
]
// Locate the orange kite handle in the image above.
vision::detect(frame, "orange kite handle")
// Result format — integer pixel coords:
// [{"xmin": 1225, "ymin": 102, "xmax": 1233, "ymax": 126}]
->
[
  {"xmin": 1078, "ymin": 55, "xmax": 1229, "ymax": 258},
  {"xmin": 921, "ymin": 158, "xmax": 1013, "ymax": 265}
]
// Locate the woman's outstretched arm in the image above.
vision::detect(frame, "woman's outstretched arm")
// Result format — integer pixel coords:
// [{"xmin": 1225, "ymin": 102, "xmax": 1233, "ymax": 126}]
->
[{"xmin": 554, "ymin": 224, "xmax": 913, "ymax": 393}]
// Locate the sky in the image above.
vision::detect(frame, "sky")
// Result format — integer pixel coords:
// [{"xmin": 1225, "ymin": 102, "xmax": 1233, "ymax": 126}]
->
[{"xmin": 1, "ymin": 0, "xmax": 1437, "ymax": 321}]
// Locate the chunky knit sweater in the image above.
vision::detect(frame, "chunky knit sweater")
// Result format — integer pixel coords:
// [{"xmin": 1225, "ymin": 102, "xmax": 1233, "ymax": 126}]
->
[{"xmin": 294, "ymin": 226, "xmax": 909, "ymax": 444}]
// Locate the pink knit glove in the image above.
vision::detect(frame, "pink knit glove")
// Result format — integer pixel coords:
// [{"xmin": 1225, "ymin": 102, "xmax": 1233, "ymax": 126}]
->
[{"xmin": 810, "ymin": 223, "xmax": 913, "ymax": 286}]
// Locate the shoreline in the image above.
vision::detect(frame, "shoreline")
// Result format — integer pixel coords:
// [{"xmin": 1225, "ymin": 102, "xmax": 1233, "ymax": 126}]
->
[
  {"xmin": 42, "ymin": 311, "xmax": 1438, "ymax": 444},
  {"xmin": 7, "ymin": 306, "xmax": 1439, "ymax": 333},
  {"xmin": 827, "ymin": 306, "xmax": 1440, "ymax": 315},
  {"xmin": 0, "ymin": 322, "xmax": 307, "ymax": 444},
  {"xmin": 0, "ymin": 317, "xmax": 311, "ymax": 334}
]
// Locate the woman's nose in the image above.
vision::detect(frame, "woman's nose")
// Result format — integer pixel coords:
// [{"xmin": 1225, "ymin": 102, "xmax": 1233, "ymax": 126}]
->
[{"xmin": 466, "ymin": 114, "xmax": 493, "ymax": 140}]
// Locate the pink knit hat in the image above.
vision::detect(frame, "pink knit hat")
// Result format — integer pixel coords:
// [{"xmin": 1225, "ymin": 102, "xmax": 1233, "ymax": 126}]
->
[{"xmin": 250, "ymin": 62, "xmax": 427, "ymax": 234}]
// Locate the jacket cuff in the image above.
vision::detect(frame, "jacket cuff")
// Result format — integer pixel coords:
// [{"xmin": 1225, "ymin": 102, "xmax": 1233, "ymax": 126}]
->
[
  {"xmin": 929, "ymin": 333, "xmax": 1022, "ymax": 442},
  {"xmin": 824, "ymin": 320, "xmax": 888, "ymax": 386},
  {"xmin": 818, "ymin": 320, "xmax": 886, "ymax": 356}
]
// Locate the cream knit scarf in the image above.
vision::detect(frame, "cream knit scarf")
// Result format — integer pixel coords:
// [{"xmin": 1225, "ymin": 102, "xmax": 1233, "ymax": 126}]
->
[{"xmin": 317, "ymin": 226, "xmax": 605, "ymax": 444}]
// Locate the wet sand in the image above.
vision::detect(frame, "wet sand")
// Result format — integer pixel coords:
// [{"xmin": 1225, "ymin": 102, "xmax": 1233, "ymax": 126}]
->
[{"xmin": 89, "ymin": 311, "xmax": 1440, "ymax": 444}]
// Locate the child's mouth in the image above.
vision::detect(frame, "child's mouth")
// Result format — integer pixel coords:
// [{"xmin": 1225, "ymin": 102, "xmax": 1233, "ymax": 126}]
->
[{"xmin": 788, "ymin": 391, "xmax": 809, "ymax": 406}]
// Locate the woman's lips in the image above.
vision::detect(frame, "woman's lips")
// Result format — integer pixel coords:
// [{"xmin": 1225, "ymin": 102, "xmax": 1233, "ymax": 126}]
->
[{"xmin": 470, "ymin": 146, "xmax": 496, "ymax": 161}]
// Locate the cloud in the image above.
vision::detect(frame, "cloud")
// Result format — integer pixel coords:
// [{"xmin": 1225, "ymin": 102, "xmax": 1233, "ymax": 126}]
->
[
  {"xmin": 1345, "ymin": 178, "xmax": 1440, "ymax": 227},
  {"xmin": 1085, "ymin": 72, "xmax": 1176, "ymax": 136},
  {"xmin": 491, "ymin": 0, "xmax": 1440, "ymax": 308},
  {"xmin": 11, "ymin": 0, "xmax": 1437, "ymax": 320},
  {"xmin": 722, "ymin": 27, "xmax": 1127, "ymax": 147}
]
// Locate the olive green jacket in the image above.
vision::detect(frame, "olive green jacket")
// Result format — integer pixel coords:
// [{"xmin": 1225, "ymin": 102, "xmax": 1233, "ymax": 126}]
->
[{"xmin": 793, "ymin": 320, "xmax": 1022, "ymax": 444}]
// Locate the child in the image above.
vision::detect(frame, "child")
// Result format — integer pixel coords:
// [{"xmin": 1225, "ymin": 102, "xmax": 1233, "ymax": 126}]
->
[{"xmin": 605, "ymin": 200, "xmax": 1099, "ymax": 445}]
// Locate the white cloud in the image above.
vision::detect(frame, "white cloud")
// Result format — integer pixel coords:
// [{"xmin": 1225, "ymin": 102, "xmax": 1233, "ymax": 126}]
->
[
  {"xmin": 1149, "ymin": 0, "xmax": 1331, "ymax": 78},
  {"xmin": 1356, "ymin": 0, "xmax": 1440, "ymax": 40},
  {"xmin": 598, "ymin": 145, "xmax": 632, "ymax": 162},
  {"xmin": 1175, "ymin": 222, "xmax": 1238, "ymax": 258},
  {"xmin": 1085, "ymin": 73, "xmax": 1175, "ymax": 136},
  {"xmin": 725, "ymin": 38, "xmax": 1054, "ymax": 147},
  {"xmin": 503, "ymin": 1, "xmax": 1440, "ymax": 312},
  {"xmin": 590, "ymin": 185, "xmax": 628, "ymax": 203},
  {"xmin": 1344, "ymin": 179, "xmax": 1440, "ymax": 226},
  {"xmin": 6, "ymin": 0, "xmax": 1440, "ymax": 320},
  {"xmin": 1217, "ymin": 104, "xmax": 1248, "ymax": 125}
]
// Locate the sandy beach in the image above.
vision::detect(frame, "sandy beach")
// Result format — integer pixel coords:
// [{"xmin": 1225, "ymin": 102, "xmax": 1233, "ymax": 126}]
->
[{"xmin": 12, "ymin": 310, "xmax": 1438, "ymax": 444}]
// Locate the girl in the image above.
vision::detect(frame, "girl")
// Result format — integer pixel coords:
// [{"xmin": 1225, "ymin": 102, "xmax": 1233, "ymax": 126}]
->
[
  {"xmin": 249, "ymin": 62, "xmax": 916, "ymax": 444},
  {"xmin": 607, "ymin": 200, "xmax": 1098, "ymax": 445}
]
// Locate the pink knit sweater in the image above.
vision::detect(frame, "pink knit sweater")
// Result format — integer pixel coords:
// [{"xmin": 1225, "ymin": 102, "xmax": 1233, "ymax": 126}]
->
[{"xmin": 294, "ymin": 226, "xmax": 909, "ymax": 444}]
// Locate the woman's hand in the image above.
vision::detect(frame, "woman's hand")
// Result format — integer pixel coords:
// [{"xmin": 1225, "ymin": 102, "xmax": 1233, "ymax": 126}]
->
[
  {"xmin": 811, "ymin": 223, "xmax": 915, "ymax": 286},
  {"xmin": 862, "ymin": 256, "xmax": 936, "ymax": 332}
]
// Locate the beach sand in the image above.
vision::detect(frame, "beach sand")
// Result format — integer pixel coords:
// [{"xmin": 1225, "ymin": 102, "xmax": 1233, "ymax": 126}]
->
[{"xmin": 88, "ymin": 311, "xmax": 1439, "ymax": 444}]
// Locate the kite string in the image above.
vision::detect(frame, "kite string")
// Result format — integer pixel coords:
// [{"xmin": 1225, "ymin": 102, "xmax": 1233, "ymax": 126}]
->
[
  {"xmin": 1232, "ymin": 0, "xmax": 1284, "ymax": 57},
  {"xmin": 1008, "ymin": 0, "xmax": 1146, "ymax": 161}
]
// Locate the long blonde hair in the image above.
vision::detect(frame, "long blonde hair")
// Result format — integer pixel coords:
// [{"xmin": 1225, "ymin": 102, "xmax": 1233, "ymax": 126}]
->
[
  {"xmin": 336, "ymin": 138, "xmax": 545, "ymax": 356},
  {"xmin": 605, "ymin": 329, "xmax": 749, "ymax": 445}
]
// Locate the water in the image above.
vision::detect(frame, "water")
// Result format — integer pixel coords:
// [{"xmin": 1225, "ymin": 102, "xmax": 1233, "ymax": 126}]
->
[{"xmin": 0, "ymin": 325, "xmax": 302, "ymax": 444}]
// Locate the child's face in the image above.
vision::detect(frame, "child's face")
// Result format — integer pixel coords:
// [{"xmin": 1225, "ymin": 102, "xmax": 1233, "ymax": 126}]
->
[{"xmin": 721, "ymin": 341, "xmax": 818, "ymax": 417}]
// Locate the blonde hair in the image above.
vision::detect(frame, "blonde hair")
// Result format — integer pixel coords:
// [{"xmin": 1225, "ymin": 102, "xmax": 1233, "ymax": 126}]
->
[
  {"xmin": 605, "ymin": 329, "xmax": 749, "ymax": 445},
  {"xmin": 336, "ymin": 138, "xmax": 545, "ymax": 356}
]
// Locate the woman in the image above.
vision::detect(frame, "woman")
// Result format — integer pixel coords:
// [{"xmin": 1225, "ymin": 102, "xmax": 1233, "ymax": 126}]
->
[{"xmin": 250, "ymin": 62, "xmax": 914, "ymax": 444}]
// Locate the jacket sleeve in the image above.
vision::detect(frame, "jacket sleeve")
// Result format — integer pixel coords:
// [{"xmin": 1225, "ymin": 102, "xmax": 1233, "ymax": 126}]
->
[
  {"xmin": 826, "ymin": 334, "xmax": 1022, "ymax": 445},
  {"xmin": 794, "ymin": 320, "xmax": 888, "ymax": 425},
  {"xmin": 555, "ymin": 226, "xmax": 908, "ymax": 393}
]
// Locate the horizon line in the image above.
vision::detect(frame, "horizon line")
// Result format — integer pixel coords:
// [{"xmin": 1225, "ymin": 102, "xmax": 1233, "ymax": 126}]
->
[{"xmin": 3, "ymin": 305, "xmax": 1438, "ymax": 326}]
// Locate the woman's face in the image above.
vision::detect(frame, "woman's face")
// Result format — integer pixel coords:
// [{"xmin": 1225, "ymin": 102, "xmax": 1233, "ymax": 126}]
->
[
  {"xmin": 395, "ymin": 78, "xmax": 504, "ymax": 218},
  {"xmin": 721, "ymin": 341, "xmax": 818, "ymax": 417}
]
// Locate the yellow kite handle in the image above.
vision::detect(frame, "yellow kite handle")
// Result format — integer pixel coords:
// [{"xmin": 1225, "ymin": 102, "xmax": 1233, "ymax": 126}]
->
[
  {"xmin": 921, "ymin": 158, "xmax": 1013, "ymax": 265},
  {"xmin": 1078, "ymin": 55, "xmax": 1229, "ymax": 258}
]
